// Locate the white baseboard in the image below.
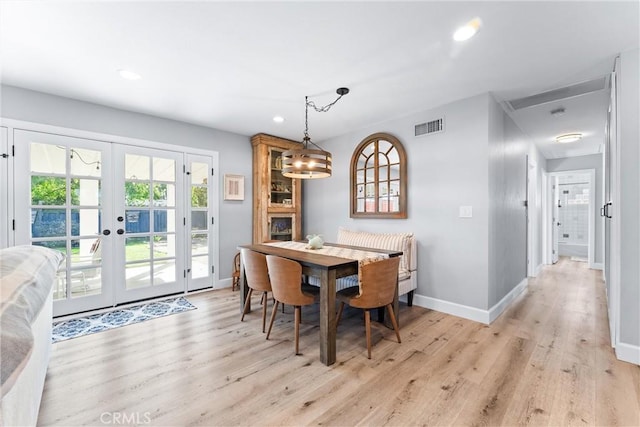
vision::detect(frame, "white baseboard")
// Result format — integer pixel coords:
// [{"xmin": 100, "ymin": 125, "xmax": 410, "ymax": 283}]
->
[
  {"xmin": 535, "ymin": 264, "xmax": 543, "ymax": 276},
  {"xmin": 215, "ymin": 277, "xmax": 233, "ymax": 290},
  {"xmin": 412, "ymin": 278, "xmax": 528, "ymax": 325},
  {"xmin": 412, "ymin": 294, "xmax": 491, "ymax": 324},
  {"xmin": 590, "ymin": 262, "xmax": 603, "ymax": 270},
  {"xmin": 615, "ymin": 342, "xmax": 640, "ymax": 365},
  {"xmin": 488, "ymin": 278, "xmax": 528, "ymax": 323}
]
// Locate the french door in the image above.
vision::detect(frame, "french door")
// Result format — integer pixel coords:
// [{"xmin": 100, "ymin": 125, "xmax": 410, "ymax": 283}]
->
[
  {"xmin": 15, "ymin": 130, "xmax": 114, "ymax": 316},
  {"xmin": 186, "ymin": 154, "xmax": 215, "ymax": 291},
  {"xmin": 1, "ymin": 127, "xmax": 9, "ymax": 249},
  {"xmin": 113, "ymin": 145, "xmax": 185, "ymax": 303},
  {"xmin": 14, "ymin": 129, "xmax": 216, "ymax": 316}
]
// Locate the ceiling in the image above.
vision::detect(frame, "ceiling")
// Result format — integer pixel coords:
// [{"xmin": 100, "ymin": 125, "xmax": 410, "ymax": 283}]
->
[{"xmin": 1, "ymin": 1, "xmax": 638, "ymax": 159}]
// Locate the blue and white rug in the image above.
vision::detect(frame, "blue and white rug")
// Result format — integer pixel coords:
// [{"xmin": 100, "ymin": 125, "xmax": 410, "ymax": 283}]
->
[{"xmin": 52, "ymin": 296, "xmax": 196, "ymax": 343}]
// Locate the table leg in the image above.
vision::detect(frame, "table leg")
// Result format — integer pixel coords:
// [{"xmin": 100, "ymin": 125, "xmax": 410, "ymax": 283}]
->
[
  {"xmin": 319, "ymin": 269, "xmax": 337, "ymax": 366},
  {"xmin": 239, "ymin": 257, "xmax": 250, "ymax": 314}
]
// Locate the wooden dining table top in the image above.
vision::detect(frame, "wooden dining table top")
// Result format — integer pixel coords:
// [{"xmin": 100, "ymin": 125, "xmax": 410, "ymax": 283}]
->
[{"xmin": 238, "ymin": 242, "xmax": 403, "ymax": 268}]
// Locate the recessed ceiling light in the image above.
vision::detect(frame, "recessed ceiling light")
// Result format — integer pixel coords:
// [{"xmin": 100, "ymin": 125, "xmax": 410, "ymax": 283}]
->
[
  {"xmin": 118, "ymin": 69, "xmax": 142, "ymax": 80},
  {"xmin": 556, "ymin": 133, "xmax": 583, "ymax": 144},
  {"xmin": 273, "ymin": 116, "xmax": 285, "ymax": 123},
  {"xmin": 453, "ymin": 17, "xmax": 482, "ymax": 41}
]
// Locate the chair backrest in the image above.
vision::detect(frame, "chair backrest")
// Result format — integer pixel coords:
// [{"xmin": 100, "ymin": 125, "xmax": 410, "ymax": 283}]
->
[
  {"xmin": 233, "ymin": 252, "xmax": 240, "ymax": 274},
  {"xmin": 241, "ymin": 249, "xmax": 271, "ymax": 292},
  {"xmin": 265, "ymin": 255, "xmax": 313, "ymax": 306},
  {"xmin": 357, "ymin": 257, "xmax": 401, "ymax": 308}
]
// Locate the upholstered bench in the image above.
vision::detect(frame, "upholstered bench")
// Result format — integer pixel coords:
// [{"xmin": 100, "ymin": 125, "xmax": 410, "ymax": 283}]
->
[
  {"xmin": 334, "ymin": 227, "xmax": 417, "ymax": 305},
  {"xmin": 307, "ymin": 227, "xmax": 417, "ymax": 305}
]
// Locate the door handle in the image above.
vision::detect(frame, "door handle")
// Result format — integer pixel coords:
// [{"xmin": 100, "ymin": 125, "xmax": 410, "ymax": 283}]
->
[
  {"xmin": 116, "ymin": 229, "xmax": 125, "ymax": 235},
  {"xmin": 604, "ymin": 202, "xmax": 612, "ymax": 219},
  {"xmin": 103, "ymin": 229, "xmax": 111, "ymax": 236}
]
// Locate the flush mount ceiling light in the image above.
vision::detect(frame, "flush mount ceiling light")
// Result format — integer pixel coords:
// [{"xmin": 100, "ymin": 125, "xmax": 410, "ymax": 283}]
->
[
  {"xmin": 118, "ymin": 69, "xmax": 142, "ymax": 80},
  {"xmin": 282, "ymin": 87, "xmax": 349, "ymax": 179},
  {"xmin": 556, "ymin": 133, "xmax": 583, "ymax": 144},
  {"xmin": 453, "ymin": 17, "xmax": 482, "ymax": 41}
]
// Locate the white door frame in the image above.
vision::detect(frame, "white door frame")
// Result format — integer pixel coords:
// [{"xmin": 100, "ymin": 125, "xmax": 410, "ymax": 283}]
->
[
  {"xmin": 545, "ymin": 169, "xmax": 596, "ymax": 268},
  {"xmin": 527, "ymin": 159, "xmax": 538, "ymax": 277},
  {"xmin": 607, "ymin": 64, "xmax": 621, "ymax": 350},
  {"xmin": 0, "ymin": 127, "xmax": 10, "ymax": 249},
  {"xmin": 541, "ymin": 171, "xmax": 550, "ymax": 265}
]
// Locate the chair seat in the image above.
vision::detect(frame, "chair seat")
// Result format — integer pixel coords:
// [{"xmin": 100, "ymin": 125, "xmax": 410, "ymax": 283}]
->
[
  {"xmin": 336, "ymin": 286, "xmax": 359, "ymax": 302},
  {"xmin": 301, "ymin": 283, "xmax": 321, "ymax": 300}
]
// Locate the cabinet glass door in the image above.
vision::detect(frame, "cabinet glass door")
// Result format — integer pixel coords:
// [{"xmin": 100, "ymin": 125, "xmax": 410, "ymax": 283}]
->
[
  {"xmin": 269, "ymin": 148, "xmax": 294, "ymax": 208},
  {"xmin": 268, "ymin": 214, "xmax": 294, "ymax": 241}
]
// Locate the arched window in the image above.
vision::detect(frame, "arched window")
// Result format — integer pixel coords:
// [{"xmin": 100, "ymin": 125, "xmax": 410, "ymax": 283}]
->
[{"xmin": 350, "ymin": 133, "xmax": 407, "ymax": 218}]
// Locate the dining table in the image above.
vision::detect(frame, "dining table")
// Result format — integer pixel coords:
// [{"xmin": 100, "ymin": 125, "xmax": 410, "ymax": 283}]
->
[{"xmin": 237, "ymin": 241, "xmax": 402, "ymax": 366}]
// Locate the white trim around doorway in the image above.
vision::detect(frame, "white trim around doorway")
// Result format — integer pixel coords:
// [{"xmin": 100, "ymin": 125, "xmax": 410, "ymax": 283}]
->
[{"xmin": 545, "ymin": 169, "xmax": 596, "ymax": 269}]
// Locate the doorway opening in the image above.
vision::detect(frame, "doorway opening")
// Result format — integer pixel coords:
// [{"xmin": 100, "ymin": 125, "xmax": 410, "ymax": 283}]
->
[{"xmin": 545, "ymin": 169, "xmax": 596, "ymax": 268}]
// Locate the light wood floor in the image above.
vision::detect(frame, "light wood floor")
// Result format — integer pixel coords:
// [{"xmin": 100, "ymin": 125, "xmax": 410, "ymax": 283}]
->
[{"xmin": 38, "ymin": 257, "xmax": 640, "ymax": 426}]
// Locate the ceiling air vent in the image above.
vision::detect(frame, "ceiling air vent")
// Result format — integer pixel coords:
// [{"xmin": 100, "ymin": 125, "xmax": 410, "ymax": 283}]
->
[
  {"xmin": 506, "ymin": 77, "xmax": 606, "ymax": 111},
  {"xmin": 415, "ymin": 117, "xmax": 444, "ymax": 137}
]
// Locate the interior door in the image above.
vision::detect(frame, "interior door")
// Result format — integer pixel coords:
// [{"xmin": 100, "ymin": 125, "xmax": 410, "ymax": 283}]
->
[
  {"xmin": 14, "ymin": 130, "xmax": 114, "ymax": 316},
  {"xmin": 113, "ymin": 145, "xmax": 185, "ymax": 303},
  {"xmin": 552, "ymin": 177, "xmax": 560, "ymax": 264},
  {"xmin": 0, "ymin": 127, "xmax": 8, "ymax": 249},
  {"xmin": 186, "ymin": 154, "xmax": 215, "ymax": 291}
]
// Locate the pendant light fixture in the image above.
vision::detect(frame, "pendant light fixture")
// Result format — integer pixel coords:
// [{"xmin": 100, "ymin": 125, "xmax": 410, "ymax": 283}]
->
[{"xmin": 282, "ymin": 87, "xmax": 349, "ymax": 179}]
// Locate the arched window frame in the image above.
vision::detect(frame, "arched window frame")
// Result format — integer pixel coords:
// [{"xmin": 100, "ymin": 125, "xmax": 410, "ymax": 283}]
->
[{"xmin": 350, "ymin": 132, "xmax": 407, "ymax": 218}]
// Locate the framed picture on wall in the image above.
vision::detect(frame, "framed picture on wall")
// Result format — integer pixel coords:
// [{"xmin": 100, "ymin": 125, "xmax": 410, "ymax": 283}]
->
[{"xmin": 224, "ymin": 174, "xmax": 245, "ymax": 201}]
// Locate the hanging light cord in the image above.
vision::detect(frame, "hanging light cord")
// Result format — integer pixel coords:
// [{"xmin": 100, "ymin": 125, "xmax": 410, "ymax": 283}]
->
[
  {"xmin": 306, "ymin": 92, "xmax": 347, "ymax": 113},
  {"xmin": 303, "ymin": 90, "xmax": 348, "ymax": 150}
]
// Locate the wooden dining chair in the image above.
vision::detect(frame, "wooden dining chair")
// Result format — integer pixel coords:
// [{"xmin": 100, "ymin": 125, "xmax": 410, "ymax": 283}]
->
[
  {"xmin": 336, "ymin": 256, "xmax": 402, "ymax": 359},
  {"xmin": 265, "ymin": 255, "xmax": 318, "ymax": 355},
  {"xmin": 240, "ymin": 248, "xmax": 272, "ymax": 333},
  {"xmin": 231, "ymin": 252, "xmax": 241, "ymax": 291}
]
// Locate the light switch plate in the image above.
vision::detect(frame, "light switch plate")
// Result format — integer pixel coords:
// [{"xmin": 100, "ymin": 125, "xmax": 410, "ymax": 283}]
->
[{"xmin": 459, "ymin": 205, "xmax": 473, "ymax": 218}]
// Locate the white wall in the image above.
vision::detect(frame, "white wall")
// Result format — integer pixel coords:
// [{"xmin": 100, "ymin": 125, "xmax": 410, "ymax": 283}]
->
[
  {"xmin": 488, "ymin": 95, "xmax": 529, "ymax": 307},
  {"xmin": 304, "ymin": 93, "xmax": 492, "ymax": 312},
  {"xmin": 617, "ymin": 48, "xmax": 639, "ymax": 351},
  {"xmin": 0, "ymin": 85, "xmax": 253, "ymax": 279},
  {"xmin": 546, "ymin": 154, "xmax": 604, "ymax": 265}
]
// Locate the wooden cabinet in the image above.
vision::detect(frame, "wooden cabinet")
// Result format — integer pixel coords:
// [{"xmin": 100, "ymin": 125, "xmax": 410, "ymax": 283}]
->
[{"xmin": 251, "ymin": 133, "xmax": 302, "ymax": 243}]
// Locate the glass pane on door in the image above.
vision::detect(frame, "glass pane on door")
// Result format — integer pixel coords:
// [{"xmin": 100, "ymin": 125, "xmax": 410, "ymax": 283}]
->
[
  {"xmin": 123, "ymin": 153, "xmax": 178, "ymax": 291},
  {"xmin": 29, "ymin": 145, "xmax": 104, "ymax": 300},
  {"xmin": 190, "ymin": 161, "xmax": 209, "ymax": 280},
  {"xmin": 187, "ymin": 157, "xmax": 213, "ymax": 290}
]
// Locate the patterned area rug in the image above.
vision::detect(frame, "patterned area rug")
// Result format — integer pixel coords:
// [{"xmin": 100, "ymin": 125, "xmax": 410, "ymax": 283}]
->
[{"xmin": 52, "ymin": 296, "xmax": 196, "ymax": 343}]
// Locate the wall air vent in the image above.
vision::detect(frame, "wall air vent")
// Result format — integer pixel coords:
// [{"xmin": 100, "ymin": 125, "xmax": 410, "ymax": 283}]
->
[{"xmin": 415, "ymin": 117, "xmax": 444, "ymax": 137}]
